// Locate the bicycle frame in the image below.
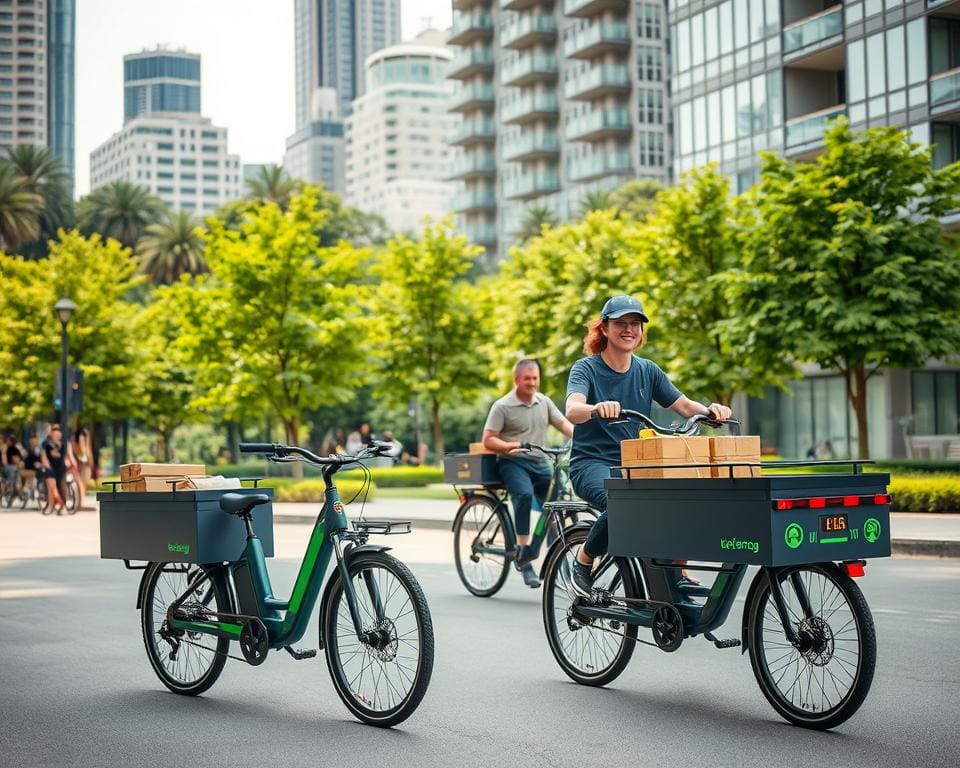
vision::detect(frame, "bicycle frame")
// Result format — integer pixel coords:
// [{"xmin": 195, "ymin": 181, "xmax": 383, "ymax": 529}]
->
[{"xmin": 165, "ymin": 477, "xmax": 384, "ymax": 650}]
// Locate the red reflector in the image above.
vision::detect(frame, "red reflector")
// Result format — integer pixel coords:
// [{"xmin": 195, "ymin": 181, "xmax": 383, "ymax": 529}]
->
[
  {"xmin": 458, "ymin": 495, "xmax": 466, "ymax": 505},
  {"xmin": 775, "ymin": 499, "xmax": 793, "ymax": 510},
  {"xmin": 874, "ymin": 494, "xmax": 890, "ymax": 505},
  {"xmin": 843, "ymin": 496, "xmax": 859, "ymax": 507},
  {"xmin": 809, "ymin": 497, "xmax": 827, "ymax": 509},
  {"xmin": 793, "ymin": 498, "xmax": 809, "ymax": 508},
  {"xmin": 844, "ymin": 562, "xmax": 865, "ymax": 578}
]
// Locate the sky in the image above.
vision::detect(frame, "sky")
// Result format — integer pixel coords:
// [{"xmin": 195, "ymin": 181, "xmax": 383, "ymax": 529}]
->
[{"xmin": 75, "ymin": 0, "xmax": 453, "ymax": 197}]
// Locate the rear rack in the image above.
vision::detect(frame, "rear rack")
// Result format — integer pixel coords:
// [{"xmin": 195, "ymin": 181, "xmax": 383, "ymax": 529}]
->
[
  {"xmin": 351, "ymin": 520, "xmax": 412, "ymax": 536},
  {"xmin": 615, "ymin": 459, "xmax": 874, "ymax": 482},
  {"xmin": 101, "ymin": 476, "xmax": 264, "ymax": 494}
]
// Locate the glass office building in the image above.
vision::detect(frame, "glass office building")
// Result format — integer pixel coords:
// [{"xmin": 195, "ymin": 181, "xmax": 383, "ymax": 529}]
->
[
  {"xmin": 123, "ymin": 49, "xmax": 201, "ymax": 122},
  {"xmin": 47, "ymin": 0, "xmax": 74, "ymax": 194}
]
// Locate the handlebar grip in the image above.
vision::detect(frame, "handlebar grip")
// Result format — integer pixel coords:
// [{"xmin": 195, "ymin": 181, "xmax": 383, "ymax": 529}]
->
[{"xmin": 239, "ymin": 443, "xmax": 277, "ymax": 454}]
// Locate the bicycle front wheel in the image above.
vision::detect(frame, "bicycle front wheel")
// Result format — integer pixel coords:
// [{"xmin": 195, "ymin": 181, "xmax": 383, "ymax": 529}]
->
[
  {"xmin": 141, "ymin": 562, "xmax": 229, "ymax": 695},
  {"xmin": 542, "ymin": 528, "xmax": 638, "ymax": 686},
  {"xmin": 323, "ymin": 552, "xmax": 434, "ymax": 727},
  {"xmin": 747, "ymin": 563, "xmax": 876, "ymax": 730},
  {"xmin": 65, "ymin": 479, "xmax": 78, "ymax": 514},
  {"xmin": 453, "ymin": 496, "xmax": 510, "ymax": 597}
]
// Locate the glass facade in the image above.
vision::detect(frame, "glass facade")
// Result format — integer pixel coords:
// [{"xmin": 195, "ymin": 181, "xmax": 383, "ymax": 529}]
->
[
  {"xmin": 912, "ymin": 371, "xmax": 960, "ymax": 436},
  {"xmin": 123, "ymin": 52, "xmax": 201, "ymax": 122},
  {"xmin": 47, "ymin": 0, "xmax": 75, "ymax": 191}
]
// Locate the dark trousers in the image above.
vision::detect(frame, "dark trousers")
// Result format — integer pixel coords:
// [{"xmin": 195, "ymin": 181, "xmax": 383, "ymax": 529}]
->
[
  {"xmin": 498, "ymin": 457, "xmax": 552, "ymax": 537},
  {"xmin": 570, "ymin": 459, "xmax": 615, "ymax": 558}
]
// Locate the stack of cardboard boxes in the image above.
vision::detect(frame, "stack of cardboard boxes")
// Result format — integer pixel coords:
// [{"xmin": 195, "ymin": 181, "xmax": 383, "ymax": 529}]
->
[
  {"xmin": 119, "ymin": 462, "xmax": 206, "ymax": 492},
  {"xmin": 620, "ymin": 435, "xmax": 761, "ymax": 479}
]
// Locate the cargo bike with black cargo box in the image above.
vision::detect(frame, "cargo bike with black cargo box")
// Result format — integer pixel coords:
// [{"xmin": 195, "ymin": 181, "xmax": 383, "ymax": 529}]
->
[
  {"xmin": 99, "ymin": 442, "xmax": 434, "ymax": 728},
  {"xmin": 540, "ymin": 411, "xmax": 891, "ymax": 730},
  {"xmin": 444, "ymin": 445, "xmax": 597, "ymax": 596}
]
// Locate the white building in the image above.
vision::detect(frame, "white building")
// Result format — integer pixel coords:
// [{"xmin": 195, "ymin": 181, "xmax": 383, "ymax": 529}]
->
[
  {"xmin": 345, "ymin": 31, "xmax": 457, "ymax": 231},
  {"xmin": 89, "ymin": 48, "xmax": 242, "ymax": 214},
  {"xmin": 283, "ymin": 86, "xmax": 345, "ymax": 192}
]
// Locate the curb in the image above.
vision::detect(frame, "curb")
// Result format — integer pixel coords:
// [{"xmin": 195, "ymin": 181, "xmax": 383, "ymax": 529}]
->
[
  {"xmin": 273, "ymin": 514, "xmax": 452, "ymax": 531},
  {"xmin": 892, "ymin": 538, "xmax": 960, "ymax": 559}
]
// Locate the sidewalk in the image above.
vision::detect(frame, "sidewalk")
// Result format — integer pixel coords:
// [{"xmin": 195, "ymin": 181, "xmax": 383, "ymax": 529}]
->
[{"xmin": 274, "ymin": 497, "xmax": 960, "ymax": 559}]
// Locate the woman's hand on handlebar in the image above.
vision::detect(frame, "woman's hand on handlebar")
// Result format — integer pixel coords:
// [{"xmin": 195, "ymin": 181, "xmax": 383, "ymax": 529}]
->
[{"xmin": 593, "ymin": 401, "xmax": 621, "ymax": 419}]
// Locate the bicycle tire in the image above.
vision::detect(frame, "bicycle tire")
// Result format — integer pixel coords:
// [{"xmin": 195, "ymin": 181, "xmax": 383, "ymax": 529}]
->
[
  {"xmin": 747, "ymin": 563, "xmax": 876, "ymax": 730},
  {"xmin": 322, "ymin": 551, "xmax": 434, "ymax": 727},
  {"xmin": 141, "ymin": 562, "xmax": 229, "ymax": 696},
  {"xmin": 65, "ymin": 479, "xmax": 78, "ymax": 514},
  {"xmin": 542, "ymin": 528, "xmax": 638, "ymax": 686},
  {"xmin": 453, "ymin": 495, "xmax": 511, "ymax": 597}
]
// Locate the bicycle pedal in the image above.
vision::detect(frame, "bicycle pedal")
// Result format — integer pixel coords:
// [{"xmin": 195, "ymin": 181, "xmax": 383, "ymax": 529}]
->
[
  {"xmin": 283, "ymin": 646, "xmax": 317, "ymax": 660},
  {"xmin": 704, "ymin": 632, "xmax": 740, "ymax": 649}
]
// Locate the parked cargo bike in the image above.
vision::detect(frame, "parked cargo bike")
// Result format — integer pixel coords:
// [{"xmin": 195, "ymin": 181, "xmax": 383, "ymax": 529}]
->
[
  {"xmin": 99, "ymin": 442, "xmax": 434, "ymax": 728},
  {"xmin": 541, "ymin": 411, "xmax": 890, "ymax": 730}
]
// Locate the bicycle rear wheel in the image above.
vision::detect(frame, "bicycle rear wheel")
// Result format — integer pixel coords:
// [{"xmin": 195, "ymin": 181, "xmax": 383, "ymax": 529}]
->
[
  {"xmin": 453, "ymin": 496, "xmax": 511, "ymax": 597},
  {"xmin": 323, "ymin": 551, "xmax": 434, "ymax": 727},
  {"xmin": 65, "ymin": 478, "xmax": 78, "ymax": 514},
  {"xmin": 141, "ymin": 562, "xmax": 229, "ymax": 695},
  {"xmin": 542, "ymin": 528, "xmax": 638, "ymax": 686},
  {"xmin": 747, "ymin": 563, "xmax": 876, "ymax": 730}
]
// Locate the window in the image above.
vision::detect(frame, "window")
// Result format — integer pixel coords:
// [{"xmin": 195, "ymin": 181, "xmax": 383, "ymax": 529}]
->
[
  {"xmin": 638, "ymin": 46, "xmax": 663, "ymax": 81},
  {"xmin": 848, "ymin": 39, "xmax": 865, "ymax": 103},
  {"xmin": 912, "ymin": 371, "xmax": 960, "ymax": 435},
  {"xmin": 866, "ymin": 32, "xmax": 886, "ymax": 98},
  {"xmin": 639, "ymin": 88, "xmax": 663, "ymax": 123},
  {"xmin": 907, "ymin": 19, "xmax": 927, "ymax": 85},
  {"xmin": 637, "ymin": 3, "xmax": 661, "ymax": 39}
]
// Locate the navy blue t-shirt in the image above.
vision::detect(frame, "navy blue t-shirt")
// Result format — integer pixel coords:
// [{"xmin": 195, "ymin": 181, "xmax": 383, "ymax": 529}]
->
[{"xmin": 565, "ymin": 354, "xmax": 683, "ymax": 466}]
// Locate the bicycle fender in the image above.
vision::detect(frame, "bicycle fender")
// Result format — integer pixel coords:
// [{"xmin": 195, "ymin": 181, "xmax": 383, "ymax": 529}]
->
[
  {"xmin": 537, "ymin": 521, "xmax": 595, "ymax": 581},
  {"xmin": 740, "ymin": 568, "xmax": 769, "ymax": 654},
  {"xmin": 317, "ymin": 544, "xmax": 393, "ymax": 650}
]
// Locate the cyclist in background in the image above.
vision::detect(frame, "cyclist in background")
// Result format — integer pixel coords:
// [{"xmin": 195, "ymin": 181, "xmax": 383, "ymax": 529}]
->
[
  {"xmin": 40, "ymin": 424, "xmax": 71, "ymax": 514},
  {"xmin": 3, "ymin": 435, "xmax": 23, "ymax": 498},
  {"xmin": 482, "ymin": 359, "xmax": 573, "ymax": 588},
  {"xmin": 21, "ymin": 435, "xmax": 42, "ymax": 498},
  {"xmin": 564, "ymin": 295, "xmax": 731, "ymax": 595}
]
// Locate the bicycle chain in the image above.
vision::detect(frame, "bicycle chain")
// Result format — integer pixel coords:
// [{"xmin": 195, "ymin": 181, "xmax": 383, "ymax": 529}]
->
[
  {"xmin": 571, "ymin": 594, "xmax": 687, "ymax": 650},
  {"xmin": 171, "ymin": 634, "xmax": 250, "ymax": 664}
]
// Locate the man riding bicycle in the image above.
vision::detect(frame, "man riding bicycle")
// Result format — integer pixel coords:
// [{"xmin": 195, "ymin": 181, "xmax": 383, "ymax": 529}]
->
[
  {"xmin": 482, "ymin": 359, "xmax": 573, "ymax": 588},
  {"xmin": 564, "ymin": 295, "xmax": 731, "ymax": 595}
]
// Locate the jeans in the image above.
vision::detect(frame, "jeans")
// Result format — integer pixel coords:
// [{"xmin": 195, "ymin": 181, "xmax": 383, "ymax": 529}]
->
[
  {"xmin": 498, "ymin": 456, "xmax": 552, "ymax": 537},
  {"xmin": 570, "ymin": 459, "xmax": 617, "ymax": 558}
]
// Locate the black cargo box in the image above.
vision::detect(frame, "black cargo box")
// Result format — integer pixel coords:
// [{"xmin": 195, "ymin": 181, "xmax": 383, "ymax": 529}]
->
[{"xmin": 443, "ymin": 453, "xmax": 502, "ymax": 486}]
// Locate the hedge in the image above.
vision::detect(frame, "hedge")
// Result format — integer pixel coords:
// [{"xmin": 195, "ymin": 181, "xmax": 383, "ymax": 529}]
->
[
  {"xmin": 338, "ymin": 465, "xmax": 444, "ymax": 487},
  {"xmin": 888, "ymin": 475, "xmax": 960, "ymax": 513}
]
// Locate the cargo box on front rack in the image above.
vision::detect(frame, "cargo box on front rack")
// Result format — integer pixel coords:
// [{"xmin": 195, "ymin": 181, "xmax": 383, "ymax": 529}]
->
[
  {"xmin": 98, "ymin": 486, "xmax": 274, "ymax": 564},
  {"xmin": 605, "ymin": 471, "xmax": 891, "ymax": 567},
  {"xmin": 443, "ymin": 453, "xmax": 502, "ymax": 486}
]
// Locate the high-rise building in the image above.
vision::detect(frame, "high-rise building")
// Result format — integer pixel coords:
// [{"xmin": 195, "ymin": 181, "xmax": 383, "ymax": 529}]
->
[
  {"xmin": 283, "ymin": 86, "xmax": 345, "ymax": 191},
  {"xmin": 345, "ymin": 31, "xmax": 457, "ymax": 231},
  {"xmin": 89, "ymin": 48, "xmax": 242, "ymax": 215},
  {"xmin": 47, "ymin": 0, "xmax": 75, "ymax": 191},
  {"xmin": 447, "ymin": 1, "xmax": 671, "ymax": 257}
]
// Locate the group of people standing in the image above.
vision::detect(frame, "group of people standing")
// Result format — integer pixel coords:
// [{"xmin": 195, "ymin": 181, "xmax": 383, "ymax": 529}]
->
[
  {"xmin": 322, "ymin": 422, "xmax": 419, "ymax": 464},
  {"xmin": 1, "ymin": 424, "xmax": 92, "ymax": 513}
]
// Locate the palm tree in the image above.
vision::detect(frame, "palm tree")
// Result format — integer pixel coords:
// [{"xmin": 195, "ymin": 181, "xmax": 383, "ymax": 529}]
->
[
  {"xmin": 518, "ymin": 205, "xmax": 559, "ymax": 242},
  {"xmin": 579, "ymin": 190, "xmax": 616, "ymax": 217},
  {"xmin": 0, "ymin": 163, "xmax": 43, "ymax": 251},
  {"xmin": 610, "ymin": 179, "xmax": 665, "ymax": 222},
  {"xmin": 4, "ymin": 145, "xmax": 74, "ymax": 258},
  {"xmin": 246, "ymin": 164, "xmax": 299, "ymax": 209},
  {"xmin": 77, "ymin": 181, "xmax": 166, "ymax": 250},
  {"xmin": 137, "ymin": 210, "xmax": 206, "ymax": 284}
]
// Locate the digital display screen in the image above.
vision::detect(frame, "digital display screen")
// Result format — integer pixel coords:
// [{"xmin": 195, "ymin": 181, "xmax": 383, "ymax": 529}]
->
[{"xmin": 819, "ymin": 514, "xmax": 848, "ymax": 534}]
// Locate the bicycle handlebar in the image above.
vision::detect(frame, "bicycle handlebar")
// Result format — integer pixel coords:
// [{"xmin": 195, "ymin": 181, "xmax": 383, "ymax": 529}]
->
[
  {"xmin": 238, "ymin": 441, "xmax": 393, "ymax": 467},
  {"xmin": 519, "ymin": 442, "xmax": 569, "ymax": 456},
  {"xmin": 589, "ymin": 409, "xmax": 740, "ymax": 436}
]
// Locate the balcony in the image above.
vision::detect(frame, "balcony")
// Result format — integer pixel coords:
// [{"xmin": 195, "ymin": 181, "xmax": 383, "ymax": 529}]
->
[
  {"xmin": 450, "ymin": 82, "xmax": 496, "ymax": 113},
  {"xmin": 563, "ymin": 0, "xmax": 628, "ymax": 18},
  {"xmin": 448, "ymin": 48, "xmax": 495, "ymax": 80},
  {"xmin": 502, "ymin": 132, "xmax": 561, "ymax": 162},
  {"xmin": 565, "ymin": 107, "xmax": 632, "ymax": 141},
  {"xmin": 448, "ymin": 10, "xmax": 494, "ymax": 46},
  {"xmin": 500, "ymin": 0, "xmax": 541, "ymax": 10},
  {"xmin": 449, "ymin": 118, "xmax": 497, "ymax": 146},
  {"xmin": 453, "ymin": 0, "xmax": 489, "ymax": 10},
  {"xmin": 448, "ymin": 152, "xmax": 497, "ymax": 180},
  {"xmin": 503, "ymin": 170, "xmax": 561, "ymax": 200},
  {"xmin": 564, "ymin": 64, "xmax": 631, "ymax": 100},
  {"xmin": 930, "ymin": 68, "xmax": 960, "ymax": 118},
  {"xmin": 501, "ymin": 92, "xmax": 560, "ymax": 125},
  {"xmin": 501, "ymin": 52, "xmax": 559, "ymax": 87},
  {"xmin": 464, "ymin": 221, "xmax": 498, "ymax": 245},
  {"xmin": 452, "ymin": 187, "xmax": 497, "ymax": 212},
  {"xmin": 784, "ymin": 104, "xmax": 846, "ymax": 153},
  {"xmin": 567, "ymin": 151, "xmax": 633, "ymax": 182},
  {"xmin": 563, "ymin": 20, "xmax": 631, "ymax": 59},
  {"xmin": 501, "ymin": 14, "xmax": 557, "ymax": 50},
  {"xmin": 782, "ymin": 6, "xmax": 844, "ymax": 69}
]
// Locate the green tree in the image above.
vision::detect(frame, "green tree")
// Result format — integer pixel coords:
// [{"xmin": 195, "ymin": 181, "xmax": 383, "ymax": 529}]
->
[
  {"xmin": 734, "ymin": 120, "xmax": 960, "ymax": 457},
  {"xmin": 643, "ymin": 165, "xmax": 794, "ymax": 404},
  {"xmin": 610, "ymin": 178, "xmax": 664, "ymax": 222},
  {"xmin": 578, "ymin": 189, "xmax": 616, "ymax": 217},
  {"xmin": 372, "ymin": 218, "xmax": 491, "ymax": 460},
  {"xmin": 77, "ymin": 181, "xmax": 167, "ymax": 250},
  {"xmin": 0, "ymin": 163, "xmax": 42, "ymax": 251},
  {"xmin": 4, "ymin": 146, "xmax": 74, "ymax": 258},
  {"xmin": 182, "ymin": 187, "xmax": 372, "ymax": 473},
  {"xmin": 518, "ymin": 205, "xmax": 559, "ymax": 242},
  {"xmin": 137, "ymin": 210, "xmax": 206, "ymax": 284},
  {"xmin": 245, "ymin": 164, "xmax": 298, "ymax": 209},
  {"xmin": 0, "ymin": 231, "xmax": 144, "ymax": 426}
]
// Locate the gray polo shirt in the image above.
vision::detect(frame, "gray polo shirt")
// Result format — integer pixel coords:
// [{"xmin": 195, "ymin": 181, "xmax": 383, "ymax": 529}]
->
[{"xmin": 484, "ymin": 391, "xmax": 566, "ymax": 464}]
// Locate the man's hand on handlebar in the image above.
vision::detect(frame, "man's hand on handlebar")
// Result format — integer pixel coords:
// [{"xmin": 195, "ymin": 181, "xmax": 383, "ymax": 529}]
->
[
  {"xmin": 593, "ymin": 401, "xmax": 621, "ymax": 419},
  {"xmin": 705, "ymin": 403, "xmax": 732, "ymax": 422}
]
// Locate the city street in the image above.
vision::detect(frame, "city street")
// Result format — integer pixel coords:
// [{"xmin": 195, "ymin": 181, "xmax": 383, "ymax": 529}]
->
[{"xmin": 1, "ymin": 511, "xmax": 958, "ymax": 768}]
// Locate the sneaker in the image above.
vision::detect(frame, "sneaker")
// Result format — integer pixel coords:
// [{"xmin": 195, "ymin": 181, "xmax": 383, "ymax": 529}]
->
[
  {"xmin": 514, "ymin": 544, "xmax": 534, "ymax": 570},
  {"xmin": 521, "ymin": 564, "xmax": 540, "ymax": 588},
  {"xmin": 677, "ymin": 574, "xmax": 701, "ymax": 588},
  {"xmin": 571, "ymin": 560, "xmax": 593, "ymax": 596}
]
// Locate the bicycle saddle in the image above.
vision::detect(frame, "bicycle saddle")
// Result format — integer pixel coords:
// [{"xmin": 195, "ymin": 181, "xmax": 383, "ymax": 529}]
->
[{"xmin": 219, "ymin": 493, "xmax": 270, "ymax": 517}]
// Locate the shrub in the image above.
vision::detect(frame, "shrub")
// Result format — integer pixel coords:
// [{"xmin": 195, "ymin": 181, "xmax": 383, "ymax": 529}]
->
[
  {"xmin": 338, "ymin": 465, "xmax": 444, "ymax": 487},
  {"xmin": 266, "ymin": 478, "xmax": 375, "ymax": 503},
  {"xmin": 888, "ymin": 475, "xmax": 960, "ymax": 513},
  {"xmin": 874, "ymin": 460, "xmax": 960, "ymax": 474}
]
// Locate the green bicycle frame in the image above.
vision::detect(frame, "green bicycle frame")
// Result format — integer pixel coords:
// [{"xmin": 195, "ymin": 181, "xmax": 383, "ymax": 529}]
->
[{"xmin": 167, "ymin": 482, "xmax": 377, "ymax": 649}]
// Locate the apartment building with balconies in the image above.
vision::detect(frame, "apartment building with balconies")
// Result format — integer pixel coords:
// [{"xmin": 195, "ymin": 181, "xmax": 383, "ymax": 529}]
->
[{"xmin": 448, "ymin": 0, "xmax": 671, "ymax": 259}]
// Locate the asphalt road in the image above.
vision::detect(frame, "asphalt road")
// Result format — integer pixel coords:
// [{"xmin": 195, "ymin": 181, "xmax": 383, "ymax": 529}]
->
[{"xmin": 1, "ymin": 529, "xmax": 958, "ymax": 768}]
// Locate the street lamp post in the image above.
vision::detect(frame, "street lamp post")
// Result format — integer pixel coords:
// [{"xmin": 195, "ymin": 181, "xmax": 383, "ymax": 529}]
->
[{"xmin": 53, "ymin": 298, "xmax": 77, "ymax": 445}]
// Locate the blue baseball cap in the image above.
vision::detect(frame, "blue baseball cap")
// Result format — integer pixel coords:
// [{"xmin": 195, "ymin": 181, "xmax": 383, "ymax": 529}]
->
[{"xmin": 600, "ymin": 295, "xmax": 649, "ymax": 323}]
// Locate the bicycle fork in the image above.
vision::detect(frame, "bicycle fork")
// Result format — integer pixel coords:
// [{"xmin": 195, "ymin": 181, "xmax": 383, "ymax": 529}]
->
[
  {"xmin": 333, "ymin": 537, "xmax": 386, "ymax": 645},
  {"xmin": 762, "ymin": 567, "xmax": 813, "ymax": 646}
]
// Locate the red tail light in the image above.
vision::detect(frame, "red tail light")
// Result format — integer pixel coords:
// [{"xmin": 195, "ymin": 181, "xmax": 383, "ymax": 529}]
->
[
  {"xmin": 874, "ymin": 494, "xmax": 890, "ymax": 505},
  {"xmin": 458, "ymin": 495, "xmax": 466, "ymax": 505},
  {"xmin": 843, "ymin": 496, "xmax": 859, "ymax": 506},
  {"xmin": 843, "ymin": 561, "xmax": 866, "ymax": 578},
  {"xmin": 809, "ymin": 497, "xmax": 827, "ymax": 509},
  {"xmin": 775, "ymin": 499, "xmax": 793, "ymax": 510}
]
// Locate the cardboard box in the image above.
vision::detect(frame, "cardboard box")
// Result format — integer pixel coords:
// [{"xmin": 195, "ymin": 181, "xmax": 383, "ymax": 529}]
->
[
  {"xmin": 468, "ymin": 442, "xmax": 494, "ymax": 455},
  {"xmin": 122, "ymin": 476, "xmax": 192, "ymax": 492},
  {"xmin": 620, "ymin": 436, "xmax": 712, "ymax": 479},
  {"xmin": 120, "ymin": 462, "xmax": 206, "ymax": 481},
  {"xmin": 709, "ymin": 436, "xmax": 761, "ymax": 478}
]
